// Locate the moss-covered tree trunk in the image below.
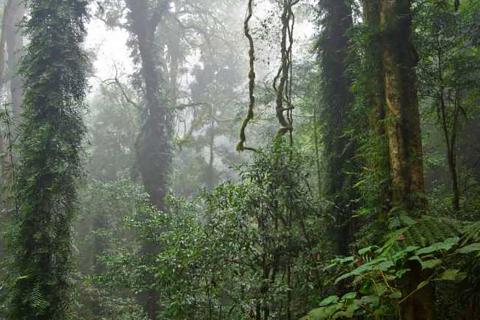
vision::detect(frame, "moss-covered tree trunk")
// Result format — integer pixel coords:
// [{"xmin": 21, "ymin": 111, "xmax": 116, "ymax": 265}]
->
[
  {"xmin": 379, "ymin": 1, "xmax": 431, "ymax": 319},
  {"xmin": 364, "ymin": 0, "xmax": 386, "ymax": 136},
  {"xmin": 9, "ymin": 0, "xmax": 88, "ymax": 318},
  {"xmin": 380, "ymin": 0, "xmax": 425, "ymax": 212},
  {"xmin": 362, "ymin": 0, "xmax": 392, "ymax": 221},
  {"xmin": 126, "ymin": 0, "xmax": 172, "ymax": 212},
  {"xmin": 125, "ymin": 0, "xmax": 172, "ymax": 318},
  {"xmin": 318, "ymin": 0, "xmax": 357, "ymax": 256}
]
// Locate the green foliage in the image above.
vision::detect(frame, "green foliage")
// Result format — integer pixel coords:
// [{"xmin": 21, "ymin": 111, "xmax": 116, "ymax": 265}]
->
[
  {"xmin": 415, "ymin": 0, "xmax": 480, "ymax": 214},
  {"xmin": 85, "ymin": 145, "xmax": 327, "ymax": 319},
  {"xmin": 72, "ymin": 180, "xmax": 150, "ymax": 319},
  {"xmin": 304, "ymin": 217, "xmax": 480, "ymax": 319},
  {"xmin": 347, "ymin": 0, "xmax": 391, "ymax": 237},
  {"xmin": 316, "ymin": 0, "xmax": 360, "ymax": 255},
  {"xmin": 1, "ymin": 0, "xmax": 476, "ymax": 319},
  {"xmin": 7, "ymin": 0, "xmax": 88, "ymax": 318}
]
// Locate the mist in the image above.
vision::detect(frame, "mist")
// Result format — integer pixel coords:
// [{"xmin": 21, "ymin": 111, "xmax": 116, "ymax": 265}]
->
[{"xmin": 0, "ymin": 0, "xmax": 479, "ymax": 319}]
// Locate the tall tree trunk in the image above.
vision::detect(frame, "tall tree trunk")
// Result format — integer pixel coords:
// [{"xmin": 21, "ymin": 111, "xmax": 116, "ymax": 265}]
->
[
  {"xmin": 0, "ymin": 0, "xmax": 10, "ymax": 86},
  {"xmin": 318, "ymin": 0, "xmax": 357, "ymax": 255},
  {"xmin": 0, "ymin": 0, "xmax": 23, "ymax": 192},
  {"xmin": 364, "ymin": 0, "xmax": 386, "ymax": 137},
  {"xmin": 4, "ymin": 0, "xmax": 23, "ymax": 118},
  {"xmin": 380, "ymin": 0, "xmax": 425, "ymax": 213},
  {"xmin": 379, "ymin": 1, "xmax": 431, "ymax": 319},
  {"xmin": 0, "ymin": 0, "xmax": 9, "ymax": 195},
  {"xmin": 362, "ymin": 0, "xmax": 392, "ymax": 221},
  {"xmin": 10, "ymin": 0, "xmax": 88, "ymax": 318},
  {"xmin": 126, "ymin": 0, "xmax": 171, "ymax": 211},
  {"xmin": 125, "ymin": 0, "xmax": 172, "ymax": 318}
]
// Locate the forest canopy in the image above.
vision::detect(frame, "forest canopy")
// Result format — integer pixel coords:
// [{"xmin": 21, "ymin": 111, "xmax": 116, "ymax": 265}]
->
[{"xmin": 0, "ymin": 0, "xmax": 479, "ymax": 319}]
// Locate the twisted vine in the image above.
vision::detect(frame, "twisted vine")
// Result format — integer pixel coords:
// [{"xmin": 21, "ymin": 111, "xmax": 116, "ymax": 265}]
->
[
  {"xmin": 237, "ymin": 0, "xmax": 257, "ymax": 152},
  {"xmin": 238, "ymin": 0, "xmax": 298, "ymax": 150},
  {"xmin": 273, "ymin": 0, "xmax": 299, "ymax": 143}
]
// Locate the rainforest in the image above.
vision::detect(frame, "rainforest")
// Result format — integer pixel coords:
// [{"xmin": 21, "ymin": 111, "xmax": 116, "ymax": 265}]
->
[{"xmin": 0, "ymin": 0, "xmax": 479, "ymax": 319}]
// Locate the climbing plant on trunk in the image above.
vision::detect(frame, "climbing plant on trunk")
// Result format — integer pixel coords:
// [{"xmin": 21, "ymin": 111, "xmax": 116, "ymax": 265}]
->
[
  {"xmin": 317, "ymin": 0, "xmax": 358, "ymax": 255},
  {"xmin": 9, "ymin": 0, "xmax": 88, "ymax": 319},
  {"xmin": 125, "ymin": 0, "xmax": 172, "ymax": 318},
  {"xmin": 380, "ymin": 0, "xmax": 426, "ymax": 213},
  {"xmin": 379, "ymin": 0, "xmax": 430, "ymax": 318}
]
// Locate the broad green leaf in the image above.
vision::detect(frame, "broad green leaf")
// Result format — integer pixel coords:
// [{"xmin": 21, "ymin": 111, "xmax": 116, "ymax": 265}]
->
[
  {"xmin": 415, "ymin": 237, "xmax": 459, "ymax": 255},
  {"xmin": 374, "ymin": 283, "xmax": 388, "ymax": 296},
  {"xmin": 308, "ymin": 305, "xmax": 340, "ymax": 320},
  {"xmin": 420, "ymin": 258, "xmax": 442, "ymax": 270},
  {"xmin": 335, "ymin": 258, "xmax": 388, "ymax": 284},
  {"xmin": 341, "ymin": 292, "xmax": 357, "ymax": 300},
  {"xmin": 395, "ymin": 267, "xmax": 409, "ymax": 278},
  {"xmin": 436, "ymin": 269, "xmax": 466, "ymax": 282},
  {"xmin": 360, "ymin": 295, "xmax": 380, "ymax": 306},
  {"xmin": 456, "ymin": 243, "xmax": 480, "ymax": 254},
  {"xmin": 333, "ymin": 302, "xmax": 359, "ymax": 319},
  {"xmin": 319, "ymin": 295, "xmax": 339, "ymax": 307},
  {"xmin": 409, "ymin": 255, "xmax": 422, "ymax": 263},
  {"xmin": 338, "ymin": 256, "xmax": 355, "ymax": 264},
  {"xmin": 399, "ymin": 213, "xmax": 416, "ymax": 226}
]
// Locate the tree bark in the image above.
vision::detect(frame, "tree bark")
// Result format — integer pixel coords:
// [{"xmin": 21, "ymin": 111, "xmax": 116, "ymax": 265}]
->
[
  {"xmin": 318, "ymin": 0, "xmax": 357, "ymax": 256},
  {"xmin": 379, "ymin": 1, "xmax": 431, "ymax": 319},
  {"xmin": 4, "ymin": 0, "xmax": 24, "ymax": 118},
  {"xmin": 401, "ymin": 261, "xmax": 434, "ymax": 320},
  {"xmin": 125, "ymin": 0, "xmax": 172, "ymax": 318},
  {"xmin": 362, "ymin": 0, "xmax": 392, "ymax": 219},
  {"xmin": 380, "ymin": 0, "xmax": 425, "ymax": 213},
  {"xmin": 126, "ymin": 0, "xmax": 172, "ymax": 211}
]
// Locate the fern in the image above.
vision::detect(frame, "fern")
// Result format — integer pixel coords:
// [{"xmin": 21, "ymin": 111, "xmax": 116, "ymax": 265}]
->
[{"xmin": 303, "ymin": 217, "xmax": 480, "ymax": 320}]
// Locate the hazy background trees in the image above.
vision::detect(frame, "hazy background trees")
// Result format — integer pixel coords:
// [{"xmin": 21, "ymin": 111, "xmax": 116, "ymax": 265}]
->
[{"xmin": 0, "ymin": 0, "xmax": 479, "ymax": 319}]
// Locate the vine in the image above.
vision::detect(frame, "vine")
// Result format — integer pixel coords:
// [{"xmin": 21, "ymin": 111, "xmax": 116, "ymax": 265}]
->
[
  {"xmin": 9, "ymin": 0, "xmax": 88, "ymax": 318},
  {"xmin": 273, "ymin": 0, "xmax": 299, "ymax": 143},
  {"xmin": 238, "ymin": 0, "xmax": 299, "ymax": 151},
  {"xmin": 237, "ymin": 0, "xmax": 257, "ymax": 152}
]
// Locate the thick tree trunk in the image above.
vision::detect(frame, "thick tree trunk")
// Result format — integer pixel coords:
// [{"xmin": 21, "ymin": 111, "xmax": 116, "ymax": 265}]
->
[
  {"xmin": 126, "ymin": 0, "xmax": 171, "ymax": 211},
  {"xmin": 319, "ymin": 0, "xmax": 356, "ymax": 256},
  {"xmin": 10, "ymin": 0, "xmax": 88, "ymax": 318},
  {"xmin": 380, "ymin": 0, "xmax": 425, "ymax": 212},
  {"xmin": 363, "ymin": 0, "xmax": 392, "ymax": 219},
  {"xmin": 379, "ymin": 1, "xmax": 431, "ymax": 319},
  {"xmin": 401, "ymin": 262, "xmax": 434, "ymax": 320},
  {"xmin": 364, "ymin": 0, "xmax": 386, "ymax": 136},
  {"xmin": 125, "ymin": 1, "xmax": 172, "ymax": 318}
]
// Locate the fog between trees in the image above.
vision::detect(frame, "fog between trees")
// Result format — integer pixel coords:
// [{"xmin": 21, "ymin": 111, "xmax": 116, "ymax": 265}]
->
[{"xmin": 0, "ymin": 0, "xmax": 480, "ymax": 319}]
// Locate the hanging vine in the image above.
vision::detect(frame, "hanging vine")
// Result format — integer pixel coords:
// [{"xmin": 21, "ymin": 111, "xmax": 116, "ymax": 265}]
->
[
  {"xmin": 238, "ymin": 0, "xmax": 299, "ymax": 151},
  {"xmin": 237, "ymin": 0, "xmax": 257, "ymax": 152},
  {"xmin": 273, "ymin": 0, "xmax": 299, "ymax": 143}
]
